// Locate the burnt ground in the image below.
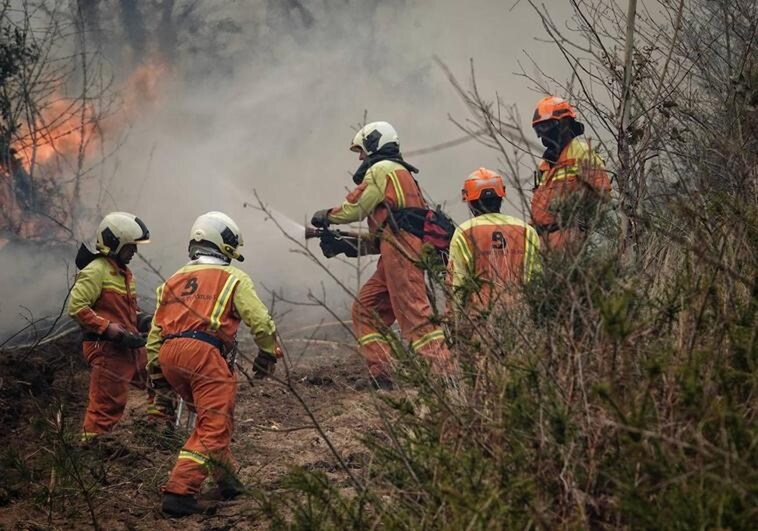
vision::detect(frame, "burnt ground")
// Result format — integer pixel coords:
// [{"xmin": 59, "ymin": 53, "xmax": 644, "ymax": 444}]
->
[{"xmin": 0, "ymin": 333, "xmax": 387, "ymax": 530}]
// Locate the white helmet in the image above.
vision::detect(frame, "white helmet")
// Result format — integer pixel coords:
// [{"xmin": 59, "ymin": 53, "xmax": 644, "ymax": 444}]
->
[
  {"xmin": 349, "ymin": 121, "xmax": 399, "ymax": 156},
  {"xmin": 190, "ymin": 211, "xmax": 244, "ymax": 262},
  {"xmin": 96, "ymin": 212, "xmax": 150, "ymax": 255}
]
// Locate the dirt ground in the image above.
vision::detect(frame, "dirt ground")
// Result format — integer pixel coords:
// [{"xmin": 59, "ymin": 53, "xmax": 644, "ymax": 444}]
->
[{"xmin": 0, "ymin": 332, "xmax": 386, "ymax": 530}]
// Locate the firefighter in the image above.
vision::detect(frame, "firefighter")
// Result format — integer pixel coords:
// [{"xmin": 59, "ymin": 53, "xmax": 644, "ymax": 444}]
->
[
  {"xmin": 310, "ymin": 121, "xmax": 453, "ymax": 389},
  {"xmin": 146, "ymin": 211, "xmax": 282, "ymax": 517},
  {"xmin": 68, "ymin": 212, "xmax": 152, "ymax": 442},
  {"xmin": 448, "ymin": 168, "xmax": 541, "ymax": 316},
  {"xmin": 531, "ymin": 96, "xmax": 612, "ymax": 251}
]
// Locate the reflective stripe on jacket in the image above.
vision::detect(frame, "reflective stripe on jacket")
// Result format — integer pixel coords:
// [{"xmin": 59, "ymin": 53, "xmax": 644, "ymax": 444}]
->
[
  {"xmin": 327, "ymin": 160, "xmax": 427, "ymax": 234},
  {"xmin": 448, "ymin": 213, "xmax": 541, "ymax": 307},
  {"xmin": 146, "ymin": 263, "xmax": 276, "ymax": 376},
  {"xmin": 531, "ymin": 138, "xmax": 611, "ymax": 227},
  {"xmin": 68, "ymin": 256, "xmax": 138, "ymax": 335}
]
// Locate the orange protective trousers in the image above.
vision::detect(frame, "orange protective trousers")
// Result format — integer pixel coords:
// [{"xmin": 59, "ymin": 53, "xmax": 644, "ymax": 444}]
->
[
  {"xmin": 159, "ymin": 338, "xmax": 237, "ymax": 496},
  {"xmin": 352, "ymin": 231, "xmax": 452, "ymax": 378},
  {"xmin": 82, "ymin": 341, "xmax": 147, "ymax": 436}
]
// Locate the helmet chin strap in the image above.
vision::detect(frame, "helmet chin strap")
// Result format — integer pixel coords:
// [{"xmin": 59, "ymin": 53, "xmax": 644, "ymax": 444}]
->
[{"xmin": 188, "ymin": 242, "xmax": 230, "ymax": 263}]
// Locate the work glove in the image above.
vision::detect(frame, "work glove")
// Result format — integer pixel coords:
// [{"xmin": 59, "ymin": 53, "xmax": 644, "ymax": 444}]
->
[
  {"xmin": 253, "ymin": 350, "xmax": 278, "ymax": 378},
  {"xmin": 310, "ymin": 209, "xmax": 332, "ymax": 228},
  {"xmin": 119, "ymin": 331, "xmax": 147, "ymax": 348},
  {"xmin": 104, "ymin": 322, "xmax": 127, "ymax": 340},
  {"xmin": 319, "ymin": 231, "xmax": 359, "ymax": 259},
  {"xmin": 104, "ymin": 322, "xmax": 147, "ymax": 348},
  {"xmin": 136, "ymin": 312, "xmax": 154, "ymax": 334}
]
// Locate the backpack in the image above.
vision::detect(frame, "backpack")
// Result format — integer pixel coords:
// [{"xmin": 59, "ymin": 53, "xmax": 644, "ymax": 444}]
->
[{"xmin": 390, "ymin": 206, "xmax": 456, "ymax": 263}]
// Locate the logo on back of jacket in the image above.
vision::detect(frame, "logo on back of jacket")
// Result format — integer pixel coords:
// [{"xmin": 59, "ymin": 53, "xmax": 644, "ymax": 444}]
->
[{"xmin": 165, "ymin": 276, "xmax": 215, "ymax": 304}]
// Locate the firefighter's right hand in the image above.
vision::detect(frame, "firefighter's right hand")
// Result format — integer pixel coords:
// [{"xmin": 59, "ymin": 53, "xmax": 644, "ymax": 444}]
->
[
  {"xmin": 310, "ymin": 209, "xmax": 331, "ymax": 228},
  {"xmin": 105, "ymin": 323, "xmax": 146, "ymax": 348},
  {"xmin": 104, "ymin": 322, "xmax": 127, "ymax": 340},
  {"xmin": 136, "ymin": 312, "xmax": 154, "ymax": 334},
  {"xmin": 253, "ymin": 351, "xmax": 278, "ymax": 378},
  {"xmin": 121, "ymin": 332, "xmax": 147, "ymax": 348}
]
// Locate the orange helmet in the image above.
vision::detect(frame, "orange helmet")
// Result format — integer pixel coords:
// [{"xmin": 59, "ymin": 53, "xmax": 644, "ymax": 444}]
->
[
  {"xmin": 461, "ymin": 168, "xmax": 506, "ymax": 202},
  {"xmin": 532, "ymin": 96, "xmax": 577, "ymax": 125}
]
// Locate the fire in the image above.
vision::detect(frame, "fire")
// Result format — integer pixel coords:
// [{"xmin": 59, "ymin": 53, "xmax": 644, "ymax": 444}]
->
[
  {"xmin": 11, "ymin": 57, "xmax": 169, "ymax": 172},
  {"xmin": 12, "ymin": 98, "xmax": 99, "ymax": 170},
  {"xmin": 0, "ymin": 58, "xmax": 169, "ymax": 242}
]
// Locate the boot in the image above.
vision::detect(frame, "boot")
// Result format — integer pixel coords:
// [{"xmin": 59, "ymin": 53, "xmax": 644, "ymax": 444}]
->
[
  {"xmin": 352, "ymin": 375, "xmax": 394, "ymax": 391},
  {"xmin": 216, "ymin": 475, "xmax": 245, "ymax": 500},
  {"xmin": 162, "ymin": 492, "xmax": 217, "ymax": 517},
  {"xmin": 372, "ymin": 374, "xmax": 395, "ymax": 391}
]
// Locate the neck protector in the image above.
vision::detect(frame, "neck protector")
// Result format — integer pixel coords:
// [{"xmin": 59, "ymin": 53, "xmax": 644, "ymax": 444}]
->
[
  {"xmin": 352, "ymin": 143, "xmax": 419, "ymax": 185},
  {"xmin": 541, "ymin": 120, "xmax": 585, "ymax": 166}
]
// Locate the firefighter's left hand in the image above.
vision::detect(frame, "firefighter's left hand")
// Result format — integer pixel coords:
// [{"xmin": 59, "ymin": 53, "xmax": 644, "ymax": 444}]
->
[
  {"xmin": 319, "ymin": 235, "xmax": 358, "ymax": 258},
  {"xmin": 253, "ymin": 351, "xmax": 278, "ymax": 378}
]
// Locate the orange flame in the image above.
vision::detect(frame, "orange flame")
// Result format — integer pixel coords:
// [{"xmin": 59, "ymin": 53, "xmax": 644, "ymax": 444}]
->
[
  {"xmin": 12, "ymin": 58, "xmax": 169, "ymax": 171},
  {"xmin": 13, "ymin": 98, "xmax": 99, "ymax": 170}
]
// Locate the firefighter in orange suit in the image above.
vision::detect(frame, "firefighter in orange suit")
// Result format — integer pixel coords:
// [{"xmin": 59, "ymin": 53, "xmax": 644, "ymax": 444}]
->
[
  {"xmin": 310, "ymin": 121, "xmax": 453, "ymax": 389},
  {"xmin": 146, "ymin": 211, "xmax": 282, "ymax": 517},
  {"xmin": 531, "ymin": 96, "xmax": 612, "ymax": 251},
  {"xmin": 448, "ymin": 168, "xmax": 541, "ymax": 317},
  {"xmin": 68, "ymin": 212, "xmax": 152, "ymax": 442}
]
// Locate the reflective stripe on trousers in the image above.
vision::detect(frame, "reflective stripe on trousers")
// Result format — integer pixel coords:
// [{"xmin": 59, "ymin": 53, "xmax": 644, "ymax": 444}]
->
[
  {"xmin": 160, "ymin": 338, "xmax": 238, "ymax": 495},
  {"xmin": 352, "ymin": 232, "xmax": 453, "ymax": 377}
]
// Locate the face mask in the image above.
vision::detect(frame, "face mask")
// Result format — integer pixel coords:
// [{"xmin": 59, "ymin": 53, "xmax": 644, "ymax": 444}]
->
[
  {"xmin": 541, "ymin": 134, "xmax": 560, "ymax": 150},
  {"xmin": 533, "ymin": 119, "xmax": 558, "ymax": 136}
]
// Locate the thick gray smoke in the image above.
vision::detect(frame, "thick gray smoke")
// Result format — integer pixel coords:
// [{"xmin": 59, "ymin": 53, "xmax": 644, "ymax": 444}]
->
[{"xmin": 1, "ymin": 0, "xmax": 572, "ymax": 342}]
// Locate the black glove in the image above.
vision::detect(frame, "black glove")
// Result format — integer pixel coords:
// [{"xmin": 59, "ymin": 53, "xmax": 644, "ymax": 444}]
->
[
  {"xmin": 118, "ymin": 331, "xmax": 147, "ymax": 348},
  {"xmin": 136, "ymin": 312, "xmax": 154, "ymax": 334},
  {"xmin": 310, "ymin": 209, "xmax": 332, "ymax": 228},
  {"xmin": 319, "ymin": 230, "xmax": 358, "ymax": 259},
  {"xmin": 253, "ymin": 351, "xmax": 278, "ymax": 378}
]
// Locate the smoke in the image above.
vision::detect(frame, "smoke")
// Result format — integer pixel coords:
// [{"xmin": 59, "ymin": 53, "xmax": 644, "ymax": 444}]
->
[{"xmin": 1, "ymin": 0, "xmax": 572, "ymax": 341}]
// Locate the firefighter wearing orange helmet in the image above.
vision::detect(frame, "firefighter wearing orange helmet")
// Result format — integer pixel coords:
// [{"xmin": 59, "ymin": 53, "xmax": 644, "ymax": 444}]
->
[
  {"xmin": 531, "ymin": 96, "xmax": 611, "ymax": 250},
  {"xmin": 146, "ymin": 211, "xmax": 282, "ymax": 516},
  {"xmin": 68, "ymin": 212, "xmax": 153, "ymax": 442},
  {"xmin": 448, "ymin": 168, "xmax": 541, "ymax": 314},
  {"xmin": 310, "ymin": 121, "xmax": 454, "ymax": 389}
]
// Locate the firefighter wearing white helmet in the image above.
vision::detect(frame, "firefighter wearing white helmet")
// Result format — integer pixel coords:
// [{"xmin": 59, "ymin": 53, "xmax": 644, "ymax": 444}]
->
[
  {"xmin": 189, "ymin": 211, "xmax": 245, "ymax": 262},
  {"xmin": 147, "ymin": 210, "xmax": 282, "ymax": 516},
  {"xmin": 68, "ymin": 211, "xmax": 153, "ymax": 443},
  {"xmin": 309, "ymin": 122, "xmax": 455, "ymax": 389},
  {"xmin": 349, "ymin": 121, "xmax": 399, "ymax": 157},
  {"xmin": 96, "ymin": 211, "xmax": 150, "ymax": 256}
]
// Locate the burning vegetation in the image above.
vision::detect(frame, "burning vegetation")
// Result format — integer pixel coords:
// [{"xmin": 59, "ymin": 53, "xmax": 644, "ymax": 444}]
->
[{"xmin": 0, "ymin": 0, "xmax": 756, "ymax": 529}]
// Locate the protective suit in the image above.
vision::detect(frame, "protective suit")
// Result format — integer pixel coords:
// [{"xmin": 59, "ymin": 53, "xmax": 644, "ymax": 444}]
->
[
  {"xmin": 448, "ymin": 168, "xmax": 541, "ymax": 315},
  {"xmin": 448, "ymin": 213, "xmax": 541, "ymax": 312},
  {"xmin": 531, "ymin": 96, "xmax": 612, "ymax": 251},
  {"xmin": 147, "ymin": 211, "xmax": 279, "ymax": 515},
  {"xmin": 68, "ymin": 212, "xmax": 150, "ymax": 441},
  {"xmin": 69, "ymin": 256, "xmax": 148, "ymax": 439},
  {"xmin": 315, "ymin": 123, "xmax": 453, "ymax": 381}
]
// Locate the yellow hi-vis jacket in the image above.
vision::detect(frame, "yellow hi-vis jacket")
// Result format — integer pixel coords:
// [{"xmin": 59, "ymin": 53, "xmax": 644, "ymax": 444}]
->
[
  {"xmin": 146, "ymin": 262, "xmax": 276, "ymax": 379},
  {"xmin": 68, "ymin": 256, "xmax": 140, "ymax": 335},
  {"xmin": 447, "ymin": 213, "xmax": 541, "ymax": 310}
]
